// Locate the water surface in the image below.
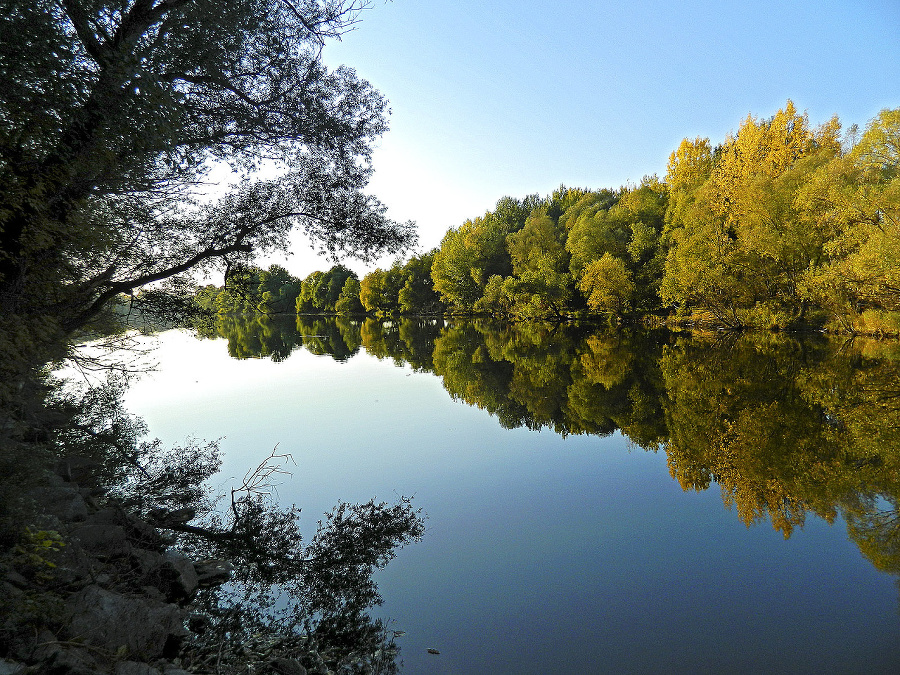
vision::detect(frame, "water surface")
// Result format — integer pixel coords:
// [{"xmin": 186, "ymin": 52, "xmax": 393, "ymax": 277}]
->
[{"xmin": 124, "ymin": 318, "xmax": 900, "ymax": 674}]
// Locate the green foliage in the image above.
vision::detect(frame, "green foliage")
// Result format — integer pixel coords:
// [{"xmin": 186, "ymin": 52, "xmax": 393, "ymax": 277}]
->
[
  {"xmin": 428, "ymin": 181, "xmax": 668, "ymax": 320},
  {"xmin": 659, "ymin": 101, "xmax": 899, "ymax": 331},
  {"xmin": 431, "ymin": 195, "xmax": 537, "ymax": 310},
  {"xmin": 579, "ymin": 253, "xmax": 635, "ymax": 315},
  {"xmin": 0, "ymin": 0, "xmax": 415, "ymax": 389},
  {"xmin": 415, "ymin": 103, "xmax": 897, "ymax": 330},
  {"xmin": 335, "ymin": 277, "xmax": 365, "ymax": 315},
  {"xmin": 12, "ymin": 528, "xmax": 65, "ymax": 581}
]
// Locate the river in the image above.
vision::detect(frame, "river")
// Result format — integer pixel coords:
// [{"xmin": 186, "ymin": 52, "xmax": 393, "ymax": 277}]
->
[{"xmin": 122, "ymin": 317, "xmax": 900, "ymax": 674}]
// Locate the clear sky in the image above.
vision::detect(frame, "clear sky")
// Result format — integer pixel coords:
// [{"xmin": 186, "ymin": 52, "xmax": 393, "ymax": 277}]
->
[{"xmin": 274, "ymin": 0, "xmax": 900, "ymax": 278}]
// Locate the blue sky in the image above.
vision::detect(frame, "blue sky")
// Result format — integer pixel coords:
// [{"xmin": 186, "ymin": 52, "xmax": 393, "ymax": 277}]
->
[{"xmin": 279, "ymin": 0, "xmax": 900, "ymax": 277}]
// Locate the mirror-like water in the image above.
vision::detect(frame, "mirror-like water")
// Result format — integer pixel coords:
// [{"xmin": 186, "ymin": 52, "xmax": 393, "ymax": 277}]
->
[{"xmin": 124, "ymin": 317, "xmax": 900, "ymax": 674}]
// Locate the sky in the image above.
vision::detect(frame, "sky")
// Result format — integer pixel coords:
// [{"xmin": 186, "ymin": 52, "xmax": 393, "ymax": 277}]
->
[{"xmin": 271, "ymin": 0, "xmax": 900, "ymax": 278}]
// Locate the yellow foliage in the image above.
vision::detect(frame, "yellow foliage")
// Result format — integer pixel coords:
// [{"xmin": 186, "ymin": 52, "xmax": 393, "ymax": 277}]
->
[
  {"xmin": 578, "ymin": 253, "xmax": 634, "ymax": 314},
  {"xmin": 666, "ymin": 137, "xmax": 714, "ymax": 191}
]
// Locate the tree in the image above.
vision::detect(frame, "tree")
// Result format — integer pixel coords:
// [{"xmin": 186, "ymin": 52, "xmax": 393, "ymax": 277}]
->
[
  {"xmin": 660, "ymin": 102, "xmax": 844, "ymax": 326},
  {"xmin": 505, "ymin": 213, "xmax": 573, "ymax": 318},
  {"xmin": 57, "ymin": 394, "xmax": 425, "ymax": 672},
  {"xmin": 257, "ymin": 264, "xmax": 302, "ymax": 313},
  {"xmin": 565, "ymin": 193, "xmax": 628, "ymax": 279},
  {"xmin": 356, "ymin": 268, "xmax": 381, "ymax": 313},
  {"xmin": 397, "ymin": 250, "xmax": 443, "ymax": 314},
  {"xmin": 334, "ymin": 276, "xmax": 364, "ymax": 314},
  {"xmin": 578, "ymin": 253, "xmax": 635, "ymax": 315},
  {"xmin": 296, "ymin": 270, "xmax": 327, "ymax": 313},
  {"xmin": 798, "ymin": 109, "xmax": 900, "ymax": 327},
  {"xmin": 0, "ymin": 0, "xmax": 415, "ymax": 386},
  {"xmin": 430, "ymin": 196, "xmax": 535, "ymax": 310}
]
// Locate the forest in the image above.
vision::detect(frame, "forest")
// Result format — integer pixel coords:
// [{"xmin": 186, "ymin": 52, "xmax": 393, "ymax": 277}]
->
[{"xmin": 201, "ymin": 102, "xmax": 899, "ymax": 334}]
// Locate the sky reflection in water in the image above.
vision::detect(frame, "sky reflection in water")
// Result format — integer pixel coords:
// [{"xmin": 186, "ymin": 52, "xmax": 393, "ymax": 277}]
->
[{"xmin": 124, "ymin": 323, "xmax": 900, "ymax": 674}]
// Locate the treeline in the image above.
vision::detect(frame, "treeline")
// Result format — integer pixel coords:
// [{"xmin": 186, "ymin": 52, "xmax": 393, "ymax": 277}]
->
[
  {"xmin": 194, "ymin": 102, "xmax": 899, "ymax": 333},
  {"xmin": 423, "ymin": 101, "xmax": 899, "ymax": 332},
  {"xmin": 194, "ymin": 251, "xmax": 445, "ymax": 317},
  {"xmin": 195, "ymin": 263, "xmax": 361, "ymax": 315}
]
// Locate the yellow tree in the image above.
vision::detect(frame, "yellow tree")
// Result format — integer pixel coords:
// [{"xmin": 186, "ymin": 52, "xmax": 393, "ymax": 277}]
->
[
  {"xmin": 798, "ymin": 108, "xmax": 900, "ymax": 329},
  {"xmin": 578, "ymin": 253, "xmax": 635, "ymax": 316},
  {"xmin": 661, "ymin": 102, "xmax": 843, "ymax": 326}
]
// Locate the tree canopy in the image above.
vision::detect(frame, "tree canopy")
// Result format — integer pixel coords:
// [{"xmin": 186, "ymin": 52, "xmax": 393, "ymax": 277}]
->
[{"xmin": 0, "ymin": 0, "xmax": 415, "ymax": 384}]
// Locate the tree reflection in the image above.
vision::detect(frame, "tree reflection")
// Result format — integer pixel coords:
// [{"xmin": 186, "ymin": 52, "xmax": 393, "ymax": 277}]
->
[{"xmin": 201, "ymin": 317, "xmax": 900, "ymax": 584}]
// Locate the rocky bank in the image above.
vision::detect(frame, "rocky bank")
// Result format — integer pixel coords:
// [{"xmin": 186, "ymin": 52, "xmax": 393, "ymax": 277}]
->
[{"xmin": 0, "ymin": 457, "xmax": 305, "ymax": 675}]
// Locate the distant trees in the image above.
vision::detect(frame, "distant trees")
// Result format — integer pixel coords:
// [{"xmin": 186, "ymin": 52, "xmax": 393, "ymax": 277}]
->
[
  {"xmin": 428, "ymin": 182, "xmax": 667, "ymax": 320},
  {"xmin": 358, "ymin": 251, "xmax": 444, "ymax": 316},
  {"xmin": 426, "ymin": 102, "xmax": 898, "ymax": 331},
  {"xmin": 201, "ymin": 103, "xmax": 898, "ymax": 332},
  {"xmin": 296, "ymin": 265, "xmax": 358, "ymax": 314}
]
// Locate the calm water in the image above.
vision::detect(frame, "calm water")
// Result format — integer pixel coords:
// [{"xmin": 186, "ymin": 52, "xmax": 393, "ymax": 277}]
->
[{"xmin": 124, "ymin": 317, "xmax": 900, "ymax": 674}]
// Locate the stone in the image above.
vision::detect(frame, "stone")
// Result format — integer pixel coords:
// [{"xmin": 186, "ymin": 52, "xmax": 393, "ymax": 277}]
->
[
  {"xmin": 120, "ymin": 512, "xmax": 168, "ymax": 551},
  {"xmin": 114, "ymin": 662, "xmax": 162, "ymax": 675},
  {"xmin": 64, "ymin": 585, "xmax": 188, "ymax": 661},
  {"xmin": 151, "ymin": 507, "xmax": 195, "ymax": 526},
  {"xmin": 4, "ymin": 569, "xmax": 29, "ymax": 588},
  {"xmin": 1, "ymin": 582, "xmax": 23, "ymax": 599},
  {"xmin": 30, "ymin": 485, "xmax": 88, "ymax": 522},
  {"xmin": 31, "ymin": 629, "xmax": 63, "ymax": 662},
  {"xmin": 270, "ymin": 657, "xmax": 308, "ymax": 675},
  {"xmin": 45, "ymin": 648, "xmax": 99, "ymax": 675},
  {"xmin": 129, "ymin": 547, "xmax": 163, "ymax": 575},
  {"xmin": 70, "ymin": 523, "xmax": 130, "ymax": 558},
  {"xmin": 55, "ymin": 456, "xmax": 101, "ymax": 485},
  {"xmin": 160, "ymin": 551, "xmax": 198, "ymax": 601},
  {"xmin": 0, "ymin": 659, "xmax": 26, "ymax": 675},
  {"xmin": 194, "ymin": 559, "xmax": 232, "ymax": 587}
]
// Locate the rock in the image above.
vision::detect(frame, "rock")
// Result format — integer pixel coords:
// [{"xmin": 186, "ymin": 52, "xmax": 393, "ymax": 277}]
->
[
  {"xmin": 0, "ymin": 659, "xmax": 26, "ymax": 675},
  {"xmin": 4, "ymin": 569, "xmax": 29, "ymax": 588},
  {"xmin": 140, "ymin": 585, "xmax": 166, "ymax": 602},
  {"xmin": 70, "ymin": 522, "xmax": 130, "ymax": 558},
  {"xmin": 64, "ymin": 585, "xmax": 188, "ymax": 661},
  {"xmin": 194, "ymin": 559, "xmax": 232, "ymax": 587},
  {"xmin": 114, "ymin": 662, "xmax": 162, "ymax": 675},
  {"xmin": 270, "ymin": 657, "xmax": 307, "ymax": 675},
  {"xmin": 1, "ymin": 581, "xmax": 24, "ymax": 599},
  {"xmin": 30, "ymin": 485, "xmax": 88, "ymax": 523},
  {"xmin": 55, "ymin": 456, "xmax": 101, "ymax": 485},
  {"xmin": 120, "ymin": 511, "xmax": 168, "ymax": 550},
  {"xmin": 129, "ymin": 547, "xmax": 163, "ymax": 575},
  {"xmin": 31, "ymin": 629, "xmax": 64, "ymax": 662},
  {"xmin": 160, "ymin": 551, "xmax": 199, "ymax": 601},
  {"xmin": 149, "ymin": 507, "xmax": 196, "ymax": 526},
  {"xmin": 45, "ymin": 648, "xmax": 99, "ymax": 675}
]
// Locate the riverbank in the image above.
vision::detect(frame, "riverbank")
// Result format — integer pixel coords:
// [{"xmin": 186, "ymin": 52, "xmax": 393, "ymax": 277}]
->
[{"xmin": 0, "ymin": 457, "xmax": 229, "ymax": 675}]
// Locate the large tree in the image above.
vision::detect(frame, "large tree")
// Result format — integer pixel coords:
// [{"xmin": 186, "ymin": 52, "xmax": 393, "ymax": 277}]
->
[{"xmin": 0, "ymin": 0, "xmax": 414, "ymax": 377}]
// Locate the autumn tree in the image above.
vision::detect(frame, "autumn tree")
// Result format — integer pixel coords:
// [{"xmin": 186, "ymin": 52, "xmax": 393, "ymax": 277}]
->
[
  {"xmin": 798, "ymin": 109, "xmax": 900, "ymax": 330},
  {"xmin": 661, "ymin": 101, "xmax": 845, "ymax": 327},
  {"xmin": 579, "ymin": 253, "xmax": 635, "ymax": 315}
]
